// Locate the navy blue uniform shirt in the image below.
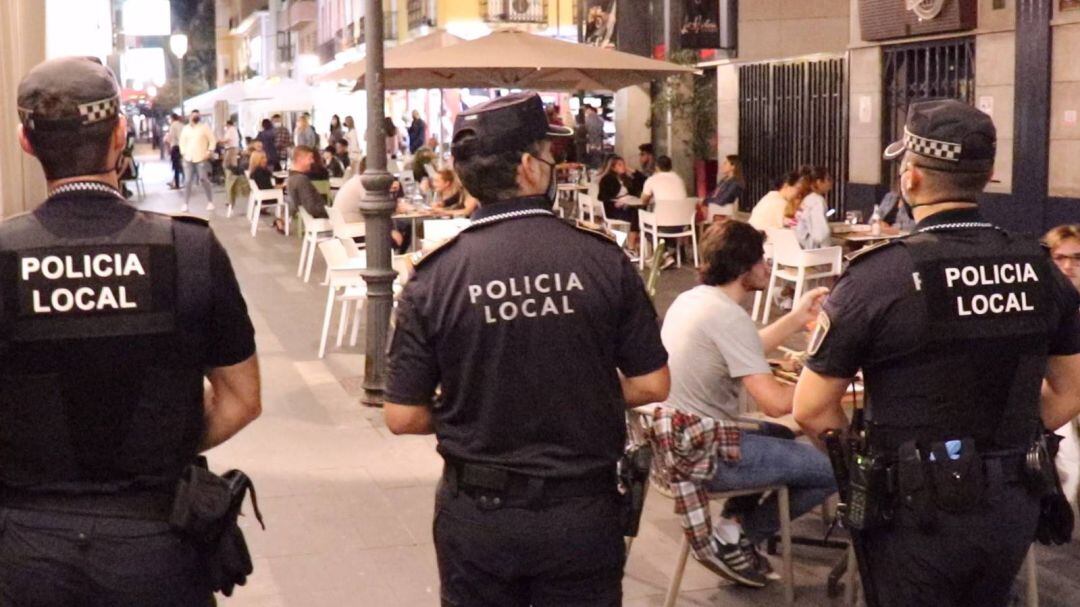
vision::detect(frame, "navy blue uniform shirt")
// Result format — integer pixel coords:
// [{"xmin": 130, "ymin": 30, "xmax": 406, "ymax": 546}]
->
[{"xmin": 386, "ymin": 196, "xmax": 668, "ymax": 479}]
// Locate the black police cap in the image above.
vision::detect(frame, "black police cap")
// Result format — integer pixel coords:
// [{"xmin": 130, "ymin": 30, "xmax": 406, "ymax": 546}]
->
[
  {"xmin": 452, "ymin": 92, "xmax": 573, "ymax": 159},
  {"xmin": 17, "ymin": 56, "xmax": 121, "ymax": 133},
  {"xmin": 883, "ymin": 99, "xmax": 996, "ymax": 172}
]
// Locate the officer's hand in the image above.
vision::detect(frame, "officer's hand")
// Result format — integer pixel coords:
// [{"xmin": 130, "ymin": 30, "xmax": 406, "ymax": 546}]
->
[{"xmin": 792, "ymin": 287, "xmax": 829, "ymax": 325}]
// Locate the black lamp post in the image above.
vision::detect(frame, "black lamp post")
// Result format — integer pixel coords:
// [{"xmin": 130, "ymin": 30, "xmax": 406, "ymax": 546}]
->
[{"xmin": 358, "ymin": 0, "xmax": 396, "ymax": 406}]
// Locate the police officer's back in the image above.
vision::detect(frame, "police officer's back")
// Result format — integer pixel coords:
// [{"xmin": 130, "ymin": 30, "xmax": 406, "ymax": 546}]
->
[
  {"xmin": 2, "ymin": 57, "xmax": 262, "ymax": 605},
  {"xmin": 384, "ymin": 92, "xmax": 670, "ymax": 606},
  {"xmin": 793, "ymin": 100, "xmax": 1080, "ymax": 607}
]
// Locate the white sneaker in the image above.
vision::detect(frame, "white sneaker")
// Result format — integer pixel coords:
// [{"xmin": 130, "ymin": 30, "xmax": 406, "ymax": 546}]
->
[
  {"xmin": 205, "ymin": 203, "xmax": 215, "ymax": 212},
  {"xmin": 180, "ymin": 204, "xmax": 189, "ymax": 213}
]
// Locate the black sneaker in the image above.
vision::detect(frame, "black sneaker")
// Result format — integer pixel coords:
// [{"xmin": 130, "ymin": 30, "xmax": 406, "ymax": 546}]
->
[
  {"xmin": 692, "ymin": 537, "xmax": 768, "ymax": 588},
  {"xmin": 740, "ymin": 537, "xmax": 781, "ymax": 581}
]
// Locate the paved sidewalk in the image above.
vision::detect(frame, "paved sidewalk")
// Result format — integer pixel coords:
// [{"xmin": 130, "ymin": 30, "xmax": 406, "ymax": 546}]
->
[{"xmin": 124, "ymin": 155, "xmax": 1075, "ymax": 606}]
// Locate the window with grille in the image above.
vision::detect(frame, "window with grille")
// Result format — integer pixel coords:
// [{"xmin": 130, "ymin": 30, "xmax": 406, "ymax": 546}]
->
[
  {"xmin": 737, "ymin": 57, "xmax": 849, "ymax": 214},
  {"xmin": 881, "ymin": 37, "xmax": 975, "ymax": 188}
]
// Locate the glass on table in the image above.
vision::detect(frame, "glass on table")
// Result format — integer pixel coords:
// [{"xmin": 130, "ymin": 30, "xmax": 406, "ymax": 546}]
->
[{"xmin": 844, "ymin": 210, "xmax": 863, "ymax": 225}]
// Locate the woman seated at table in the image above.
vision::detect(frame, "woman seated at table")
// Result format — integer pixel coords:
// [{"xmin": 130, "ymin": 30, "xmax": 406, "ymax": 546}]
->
[
  {"xmin": 248, "ymin": 151, "xmax": 278, "ymax": 191},
  {"xmin": 429, "ymin": 169, "xmax": 477, "ymax": 218},
  {"xmin": 307, "ymin": 149, "xmax": 331, "ymax": 180},
  {"xmin": 794, "ymin": 166, "xmax": 833, "ymax": 249},
  {"xmin": 598, "ymin": 155, "xmax": 641, "ymax": 256}
]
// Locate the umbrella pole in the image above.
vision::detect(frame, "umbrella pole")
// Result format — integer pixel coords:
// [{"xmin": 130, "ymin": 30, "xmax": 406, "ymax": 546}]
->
[{"xmin": 358, "ymin": 0, "xmax": 396, "ymax": 406}]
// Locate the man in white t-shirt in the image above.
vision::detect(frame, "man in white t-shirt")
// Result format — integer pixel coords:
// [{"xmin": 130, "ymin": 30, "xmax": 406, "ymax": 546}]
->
[
  {"xmin": 179, "ymin": 109, "xmax": 217, "ymax": 212},
  {"xmin": 641, "ymin": 156, "xmax": 688, "ymax": 269},
  {"xmin": 661, "ymin": 220, "xmax": 834, "ymax": 588},
  {"xmin": 748, "ymin": 169, "xmax": 809, "ymax": 231},
  {"xmin": 640, "ymin": 155, "xmax": 686, "ymax": 207}
]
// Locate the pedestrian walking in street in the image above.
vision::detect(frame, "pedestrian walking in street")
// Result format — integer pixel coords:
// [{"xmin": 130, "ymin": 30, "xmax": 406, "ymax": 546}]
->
[
  {"xmin": 407, "ymin": 110, "xmax": 426, "ymax": 154},
  {"xmin": 272, "ymin": 113, "xmax": 292, "ymax": 168},
  {"xmin": 166, "ymin": 112, "xmax": 185, "ymax": 189},
  {"xmin": 7, "ymin": 55, "xmax": 262, "ymax": 606},
  {"xmin": 295, "ymin": 112, "xmax": 318, "ymax": 149},
  {"xmin": 179, "ymin": 109, "xmax": 217, "ymax": 212},
  {"xmin": 384, "ymin": 92, "xmax": 670, "ymax": 607}
]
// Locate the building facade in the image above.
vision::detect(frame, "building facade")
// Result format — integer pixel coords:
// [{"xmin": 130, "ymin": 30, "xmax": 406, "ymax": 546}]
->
[{"xmin": 708, "ymin": 0, "xmax": 1077, "ymax": 233}]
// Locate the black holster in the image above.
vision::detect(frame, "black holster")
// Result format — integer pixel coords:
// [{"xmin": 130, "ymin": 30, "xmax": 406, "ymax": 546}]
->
[
  {"xmin": 170, "ymin": 459, "xmax": 266, "ymax": 597},
  {"xmin": 618, "ymin": 443, "xmax": 652, "ymax": 538},
  {"xmin": 1028, "ymin": 431, "xmax": 1074, "ymax": 545}
]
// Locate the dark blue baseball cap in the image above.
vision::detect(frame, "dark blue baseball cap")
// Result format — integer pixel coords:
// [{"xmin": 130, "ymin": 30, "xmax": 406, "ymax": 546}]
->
[{"xmin": 452, "ymin": 92, "xmax": 573, "ymax": 159}]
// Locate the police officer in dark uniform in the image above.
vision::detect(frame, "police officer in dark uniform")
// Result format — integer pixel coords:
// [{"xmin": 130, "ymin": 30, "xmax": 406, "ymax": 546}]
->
[
  {"xmin": 2, "ymin": 57, "xmax": 262, "ymax": 604},
  {"xmin": 384, "ymin": 92, "xmax": 670, "ymax": 606},
  {"xmin": 792, "ymin": 99, "xmax": 1080, "ymax": 606}
]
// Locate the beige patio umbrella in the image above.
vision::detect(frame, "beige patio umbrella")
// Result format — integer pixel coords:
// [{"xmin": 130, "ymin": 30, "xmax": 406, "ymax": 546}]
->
[
  {"xmin": 372, "ymin": 30, "xmax": 698, "ymax": 92},
  {"xmin": 316, "ymin": 30, "xmax": 466, "ymax": 85}
]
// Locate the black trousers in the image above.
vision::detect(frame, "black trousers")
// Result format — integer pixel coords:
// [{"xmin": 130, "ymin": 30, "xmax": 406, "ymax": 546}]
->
[
  {"xmin": 433, "ymin": 481, "xmax": 625, "ymax": 607},
  {"xmin": 861, "ymin": 483, "xmax": 1040, "ymax": 607},
  {"xmin": 0, "ymin": 507, "xmax": 212, "ymax": 606},
  {"xmin": 170, "ymin": 146, "xmax": 183, "ymax": 188}
]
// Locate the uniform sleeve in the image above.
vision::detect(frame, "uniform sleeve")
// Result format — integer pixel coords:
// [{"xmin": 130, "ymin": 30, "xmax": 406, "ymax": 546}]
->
[
  {"xmin": 205, "ymin": 233, "xmax": 256, "ymax": 367},
  {"xmin": 805, "ymin": 270, "xmax": 873, "ymax": 378},
  {"xmin": 1047, "ymin": 264, "xmax": 1080, "ymax": 356},
  {"xmin": 713, "ymin": 317, "xmax": 771, "ymax": 379},
  {"xmin": 385, "ymin": 283, "xmax": 440, "ymax": 405},
  {"xmin": 615, "ymin": 257, "xmax": 669, "ymax": 377}
]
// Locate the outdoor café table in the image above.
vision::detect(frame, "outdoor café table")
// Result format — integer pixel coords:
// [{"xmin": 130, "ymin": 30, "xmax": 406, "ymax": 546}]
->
[{"xmin": 393, "ymin": 208, "xmax": 453, "ymax": 252}]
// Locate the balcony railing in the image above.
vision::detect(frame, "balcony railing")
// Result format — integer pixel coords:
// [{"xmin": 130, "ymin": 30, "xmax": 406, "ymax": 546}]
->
[
  {"xmin": 408, "ymin": 0, "xmax": 434, "ymax": 30},
  {"xmin": 337, "ymin": 11, "xmax": 399, "ymax": 52},
  {"xmin": 317, "ymin": 38, "xmax": 335, "ymax": 64},
  {"xmin": 482, "ymin": 0, "xmax": 547, "ymax": 24}
]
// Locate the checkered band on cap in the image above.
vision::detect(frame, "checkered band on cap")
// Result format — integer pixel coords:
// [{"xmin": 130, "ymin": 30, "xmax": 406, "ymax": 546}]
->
[
  {"xmin": 78, "ymin": 96, "xmax": 120, "ymax": 125},
  {"xmin": 904, "ymin": 127, "xmax": 962, "ymax": 162}
]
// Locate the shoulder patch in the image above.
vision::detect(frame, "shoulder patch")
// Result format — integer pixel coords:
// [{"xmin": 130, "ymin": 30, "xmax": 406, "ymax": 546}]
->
[
  {"xmin": 410, "ymin": 233, "xmax": 461, "ymax": 267},
  {"xmin": 574, "ymin": 219, "xmax": 618, "ymax": 244},
  {"xmin": 806, "ymin": 311, "xmax": 831, "ymax": 356},
  {"xmin": 844, "ymin": 238, "xmax": 902, "ymax": 264}
]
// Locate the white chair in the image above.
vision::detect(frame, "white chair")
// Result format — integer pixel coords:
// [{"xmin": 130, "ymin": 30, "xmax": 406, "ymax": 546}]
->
[
  {"xmin": 707, "ymin": 202, "xmax": 735, "ymax": 222},
  {"xmin": 758, "ymin": 228, "xmax": 842, "ymax": 324},
  {"xmin": 577, "ymin": 195, "xmax": 632, "ymax": 237},
  {"xmin": 248, "ymin": 187, "xmax": 288, "ymax": 237},
  {"xmin": 421, "ymin": 218, "xmax": 469, "ymax": 248},
  {"xmin": 297, "ymin": 208, "xmax": 333, "ymax": 283},
  {"xmin": 639, "ymin": 198, "xmax": 700, "ymax": 271},
  {"xmin": 328, "ymin": 205, "xmax": 366, "ymax": 241},
  {"xmin": 317, "ymin": 240, "xmax": 367, "ymax": 358},
  {"xmin": 751, "ymin": 241, "xmax": 776, "ymax": 321}
]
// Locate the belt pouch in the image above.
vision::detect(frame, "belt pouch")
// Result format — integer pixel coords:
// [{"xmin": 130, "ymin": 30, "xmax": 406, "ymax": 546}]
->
[
  {"xmin": 897, "ymin": 441, "xmax": 935, "ymax": 531},
  {"xmin": 170, "ymin": 463, "xmax": 233, "ymax": 543},
  {"xmin": 929, "ymin": 439, "xmax": 983, "ymax": 513}
]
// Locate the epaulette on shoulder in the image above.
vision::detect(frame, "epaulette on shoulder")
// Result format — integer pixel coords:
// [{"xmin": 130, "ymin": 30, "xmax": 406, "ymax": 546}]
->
[
  {"xmin": 141, "ymin": 209, "xmax": 210, "ymax": 226},
  {"xmin": 574, "ymin": 219, "xmax": 618, "ymax": 244},
  {"xmin": 844, "ymin": 238, "xmax": 902, "ymax": 264},
  {"xmin": 409, "ymin": 232, "xmax": 461, "ymax": 268}
]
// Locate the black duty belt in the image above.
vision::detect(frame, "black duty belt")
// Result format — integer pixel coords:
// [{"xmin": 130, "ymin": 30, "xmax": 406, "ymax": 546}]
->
[
  {"xmin": 879, "ymin": 450, "xmax": 1028, "ymax": 495},
  {"xmin": 0, "ymin": 490, "xmax": 173, "ymax": 521},
  {"xmin": 443, "ymin": 461, "xmax": 617, "ymax": 509}
]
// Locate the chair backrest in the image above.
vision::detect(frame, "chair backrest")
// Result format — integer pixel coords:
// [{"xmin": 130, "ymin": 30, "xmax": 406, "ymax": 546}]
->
[
  {"xmin": 423, "ymin": 219, "xmax": 469, "ymax": 243},
  {"xmin": 653, "ymin": 198, "xmax": 698, "ymax": 228},
  {"xmin": 766, "ymin": 228, "xmax": 805, "ymax": 265},
  {"xmin": 339, "ymin": 235, "xmax": 364, "ymax": 259},
  {"xmin": 299, "ymin": 206, "xmax": 315, "ymax": 226},
  {"xmin": 251, "ymin": 187, "xmax": 283, "ymax": 202},
  {"xmin": 587, "ymin": 178, "xmax": 600, "ymax": 202},
  {"xmin": 707, "ymin": 203, "xmax": 734, "ymax": 221},
  {"xmin": 318, "ymin": 238, "xmax": 355, "ymax": 270},
  {"xmin": 577, "ymin": 194, "xmax": 596, "ymax": 222}
]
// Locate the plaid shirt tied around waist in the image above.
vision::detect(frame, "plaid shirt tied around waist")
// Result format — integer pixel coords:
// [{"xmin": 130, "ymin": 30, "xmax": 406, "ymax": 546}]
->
[{"xmin": 645, "ymin": 407, "xmax": 741, "ymax": 560}]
